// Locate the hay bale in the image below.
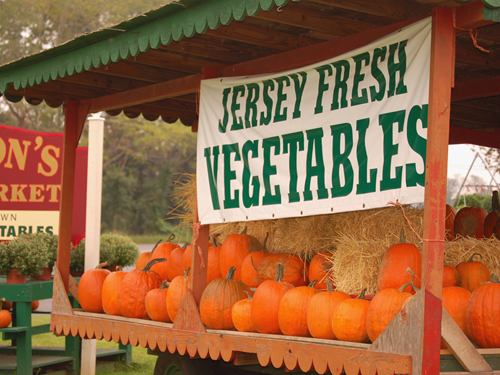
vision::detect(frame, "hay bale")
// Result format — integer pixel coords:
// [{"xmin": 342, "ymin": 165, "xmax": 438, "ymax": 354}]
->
[{"xmin": 444, "ymin": 236, "xmax": 500, "ymax": 276}]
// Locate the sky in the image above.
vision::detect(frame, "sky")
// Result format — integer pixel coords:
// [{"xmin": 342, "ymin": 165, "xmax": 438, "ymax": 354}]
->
[{"xmin": 447, "ymin": 144, "xmax": 499, "ymax": 188}]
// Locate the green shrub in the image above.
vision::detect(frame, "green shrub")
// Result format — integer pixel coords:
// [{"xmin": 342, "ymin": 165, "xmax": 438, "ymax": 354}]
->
[{"xmin": 2, "ymin": 236, "xmax": 50, "ymax": 276}]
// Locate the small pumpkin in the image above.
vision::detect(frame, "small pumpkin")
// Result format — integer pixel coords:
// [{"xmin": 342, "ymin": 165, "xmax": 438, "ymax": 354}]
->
[
  {"xmin": 102, "ymin": 266, "xmax": 128, "ymax": 316},
  {"xmin": 167, "ymin": 246, "xmax": 187, "ymax": 282},
  {"xmin": 257, "ymin": 253, "xmax": 308, "ymax": 287},
  {"xmin": 207, "ymin": 236, "xmax": 223, "ymax": 284},
  {"xmin": 308, "ymin": 252, "xmax": 332, "ymax": 290},
  {"xmin": 466, "ymin": 274, "xmax": 500, "ymax": 348},
  {"xmin": 454, "ymin": 204, "xmax": 488, "ymax": 239},
  {"xmin": 332, "ymin": 289, "xmax": 371, "ymax": 343},
  {"xmin": 366, "ymin": 282, "xmax": 415, "ymax": 342},
  {"xmin": 219, "ymin": 227, "xmax": 262, "ymax": 281},
  {"xmin": 251, "ymin": 263, "xmax": 294, "ymax": 334},
  {"xmin": 278, "ymin": 279, "xmax": 320, "ymax": 337},
  {"xmin": 166, "ymin": 268, "xmax": 190, "ymax": 323},
  {"xmin": 31, "ymin": 300, "xmax": 40, "ymax": 311},
  {"xmin": 231, "ymin": 291, "xmax": 256, "ymax": 333},
  {"xmin": 0, "ymin": 299, "xmax": 12, "ymax": 328},
  {"xmin": 145, "ymin": 280, "xmax": 171, "ymax": 323},
  {"xmin": 441, "ymin": 286, "xmax": 471, "ymax": 349},
  {"xmin": 456, "ymin": 253, "xmax": 491, "ymax": 293},
  {"xmin": 200, "ymin": 266, "xmax": 252, "ymax": 330},
  {"xmin": 150, "ymin": 234, "xmax": 178, "ymax": 280},
  {"xmin": 307, "ymin": 280, "xmax": 350, "ymax": 340},
  {"xmin": 1, "ymin": 301, "xmax": 13, "ymax": 310},
  {"xmin": 241, "ymin": 233, "xmax": 270, "ymax": 288},
  {"xmin": 377, "ymin": 229, "xmax": 422, "ymax": 293},
  {"xmin": 78, "ymin": 262, "xmax": 111, "ymax": 313},
  {"xmin": 443, "ymin": 265, "xmax": 459, "ymax": 288},
  {"xmin": 118, "ymin": 258, "xmax": 165, "ymax": 319},
  {"xmin": 445, "ymin": 204, "xmax": 457, "ymax": 241},
  {"xmin": 135, "ymin": 239, "xmax": 162, "ymax": 269}
]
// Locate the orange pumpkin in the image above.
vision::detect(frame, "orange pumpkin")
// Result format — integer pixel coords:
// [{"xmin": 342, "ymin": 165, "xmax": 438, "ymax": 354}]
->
[
  {"xmin": 366, "ymin": 283, "xmax": 414, "ymax": 342},
  {"xmin": 207, "ymin": 239, "xmax": 223, "ymax": 284},
  {"xmin": 150, "ymin": 234, "xmax": 178, "ymax": 280},
  {"xmin": 278, "ymin": 280, "xmax": 320, "ymax": 337},
  {"xmin": 167, "ymin": 246, "xmax": 186, "ymax": 282},
  {"xmin": 308, "ymin": 252, "xmax": 332, "ymax": 290},
  {"xmin": 257, "ymin": 253, "xmax": 308, "ymax": 287},
  {"xmin": 454, "ymin": 204, "xmax": 488, "ymax": 239},
  {"xmin": 251, "ymin": 263, "xmax": 294, "ymax": 334},
  {"xmin": 145, "ymin": 280, "xmax": 171, "ymax": 323},
  {"xmin": 1, "ymin": 301, "xmax": 13, "ymax": 310},
  {"xmin": 102, "ymin": 267, "xmax": 128, "ymax": 316},
  {"xmin": 484, "ymin": 191, "xmax": 499, "ymax": 238},
  {"xmin": 166, "ymin": 268, "xmax": 190, "ymax": 322},
  {"xmin": 118, "ymin": 258, "xmax": 165, "ymax": 319},
  {"xmin": 441, "ymin": 286, "xmax": 471, "ymax": 349},
  {"xmin": 78, "ymin": 263, "xmax": 111, "ymax": 313},
  {"xmin": 241, "ymin": 233, "xmax": 270, "ymax": 288},
  {"xmin": 443, "ymin": 265, "xmax": 459, "ymax": 288},
  {"xmin": 200, "ymin": 267, "xmax": 252, "ymax": 330},
  {"xmin": 307, "ymin": 280, "xmax": 350, "ymax": 340},
  {"xmin": 377, "ymin": 230, "xmax": 422, "ymax": 293},
  {"xmin": 445, "ymin": 204, "xmax": 457, "ymax": 241},
  {"xmin": 219, "ymin": 228, "xmax": 262, "ymax": 281},
  {"xmin": 135, "ymin": 239, "xmax": 162, "ymax": 269},
  {"xmin": 332, "ymin": 289, "xmax": 371, "ymax": 343},
  {"xmin": 0, "ymin": 299, "xmax": 12, "ymax": 328},
  {"xmin": 456, "ymin": 253, "xmax": 490, "ymax": 293},
  {"xmin": 31, "ymin": 300, "xmax": 40, "ymax": 311},
  {"xmin": 231, "ymin": 291, "xmax": 256, "ymax": 333},
  {"xmin": 466, "ymin": 275, "xmax": 500, "ymax": 348}
]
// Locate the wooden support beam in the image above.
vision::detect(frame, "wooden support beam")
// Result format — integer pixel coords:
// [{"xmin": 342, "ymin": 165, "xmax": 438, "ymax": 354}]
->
[
  {"xmin": 421, "ymin": 7, "xmax": 455, "ymax": 375},
  {"xmin": 449, "ymin": 126, "xmax": 500, "ymax": 148},
  {"xmin": 452, "ymin": 75, "xmax": 500, "ymax": 101},
  {"xmin": 56, "ymin": 100, "xmax": 88, "ymax": 292},
  {"xmin": 455, "ymin": 1, "xmax": 496, "ymax": 29}
]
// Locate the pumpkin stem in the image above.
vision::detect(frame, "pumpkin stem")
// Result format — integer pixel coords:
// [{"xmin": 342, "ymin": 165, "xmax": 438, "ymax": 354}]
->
[
  {"xmin": 184, "ymin": 267, "xmax": 191, "ymax": 277},
  {"xmin": 400, "ymin": 228, "xmax": 406, "ymax": 243},
  {"xmin": 116, "ymin": 266, "xmax": 123, "ymax": 272},
  {"xmin": 492, "ymin": 274, "xmax": 499, "ymax": 283},
  {"xmin": 150, "ymin": 239, "xmax": 163, "ymax": 256},
  {"xmin": 326, "ymin": 278, "xmax": 334, "ymax": 292},
  {"xmin": 96, "ymin": 262, "xmax": 108, "ymax": 269},
  {"xmin": 244, "ymin": 290, "xmax": 253, "ymax": 302},
  {"xmin": 468, "ymin": 253, "xmax": 483, "ymax": 262},
  {"xmin": 210, "ymin": 233, "xmax": 222, "ymax": 247},
  {"xmin": 492, "ymin": 191, "xmax": 500, "ymax": 217},
  {"xmin": 143, "ymin": 258, "xmax": 167, "ymax": 272},
  {"xmin": 308, "ymin": 279, "xmax": 318, "ymax": 288},
  {"xmin": 263, "ymin": 233, "xmax": 269, "ymax": 253},
  {"xmin": 250, "ymin": 256, "xmax": 258, "ymax": 272},
  {"xmin": 357, "ymin": 289, "xmax": 367, "ymax": 300},
  {"xmin": 167, "ymin": 233, "xmax": 176, "ymax": 242},
  {"xmin": 274, "ymin": 263, "xmax": 284, "ymax": 282},
  {"xmin": 160, "ymin": 280, "xmax": 169, "ymax": 290},
  {"xmin": 241, "ymin": 226, "xmax": 248, "ymax": 235},
  {"xmin": 226, "ymin": 266, "xmax": 236, "ymax": 280}
]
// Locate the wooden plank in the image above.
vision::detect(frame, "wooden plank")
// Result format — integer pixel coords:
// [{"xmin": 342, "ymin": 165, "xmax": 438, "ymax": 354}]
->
[
  {"xmin": 172, "ymin": 290, "xmax": 206, "ymax": 333},
  {"xmin": 449, "ymin": 126, "xmax": 500, "ymax": 148},
  {"xmin": 451, "ymin": 76, "xmax": 500, "ymax": 101},
  {"xmin": 68, "ymin": 275, "xmax": 79, "ymax": 303},
  {"xmin": 233, "ymin": 352, "xmax": 259, "ymax": 366},
  {"xmin": 420, "ymin": 7, "xmax": 455, "ymax": 375},
  {"xmin": 51, "ymin": 265, "xmax": 74, "ymax": 316},
  {"xmin": 455, "ymin": 1, "xmax": 496, "ymax": 29},
  {"xmin": 441, "ymin": 308, "xmax": 492, "ymax": 372}
]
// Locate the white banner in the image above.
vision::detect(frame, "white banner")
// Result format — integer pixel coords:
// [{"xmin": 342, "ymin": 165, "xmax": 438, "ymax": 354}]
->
[{"xmin": 197, "ymin": 17, "xmax": 431, "ymax": 225}]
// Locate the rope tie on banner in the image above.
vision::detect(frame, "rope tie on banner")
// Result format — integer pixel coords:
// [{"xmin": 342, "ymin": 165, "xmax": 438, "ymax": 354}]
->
[
  {"xmin": 192, "ymin": 222, "xmax": 206, "ymax": 268},
  {"xmin": 387, "ymin": 202, "xmax": 445, "ymax": 244},
  {"xmin": 455, "ymin": 26, "xmax": 490, "ymax": 53}
]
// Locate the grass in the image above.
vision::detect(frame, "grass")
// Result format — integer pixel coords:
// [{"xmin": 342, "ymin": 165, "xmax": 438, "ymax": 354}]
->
[
  {"xmin": 128, "ymin": 230, "xmax": 191, "ymax": 246},
  {"xmin": 0, "ymin": 316, "xmax": 156, "ymax": 374}
]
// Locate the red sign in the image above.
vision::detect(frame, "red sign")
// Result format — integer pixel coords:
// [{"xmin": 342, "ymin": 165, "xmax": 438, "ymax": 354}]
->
[{"xmin": 0, "ymin": 124, "xmax": 87, "ymax": 242}]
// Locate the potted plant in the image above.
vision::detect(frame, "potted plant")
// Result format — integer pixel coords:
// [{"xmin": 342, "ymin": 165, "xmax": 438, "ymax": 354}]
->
[
  {"xmin": 14, "ymin": 233, "xmax": 58, "ymax": 280},
  {"xmin": 1, "ymin": 236, "xmax": 50, "ymax": 284},
  {"xmin": 70, "ymin": 243, "xmax": 85, "ymax": 276}
]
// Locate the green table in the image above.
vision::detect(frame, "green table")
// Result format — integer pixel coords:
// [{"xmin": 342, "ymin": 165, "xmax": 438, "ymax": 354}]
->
[{"xmin": 0, "ymin": 278, "xmax": 130, "ymax": 375}]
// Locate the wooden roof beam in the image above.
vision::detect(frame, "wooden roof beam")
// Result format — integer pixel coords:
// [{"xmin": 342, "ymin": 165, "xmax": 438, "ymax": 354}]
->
[
  {"xmin": 449, "ymin": 125, "xmax": 500, "ymax": 147},
  {"xmin": 455, "ymin": 1, "xmax": 496, "ymax": 29},
  {"xmin": 451, "ymin": 75, "xmax": 500, "ymax": 101}
]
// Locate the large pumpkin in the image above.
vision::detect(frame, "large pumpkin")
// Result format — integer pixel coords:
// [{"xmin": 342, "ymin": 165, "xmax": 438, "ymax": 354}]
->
[
  {"xmin": 257, "ymin": 253, "xmax": 308, "ymax": 287},
  {"xmin": 278, "ymin": 280, "xmax": 320, "ymax": 337},
  {"xmin": 366, "ymin": 283, "xmax": 414, "ymax": 342},
  {"xmin": 454, "ymin": 204, "xmax": 488, "ymax": 239},
  {"xmin": 102, "ymin": 267, "xmax": 128, "ymax": 316},
  {"xmin": 118, "ymin": 258, "xmax": 165, "ymax": 319},
  {"xmin": 332, "ymin": 289, "xmax": 371, "ymax": 343},
  {"xmin": 166, "ymin": 268, "xmax": 190, "ymax": 322},
  {"xmin": 241, "ymin": 234, "xmax": 270, "ymax": 288},
  {"xmin": 456, "ymin": 253, "xmax": 490, "ymax": 293},
  {"xmin": 307, "ymin": 280, "xmax": 350, "ymax": 340},
  {"xmin": 145, "ymin": 280, "xmax": 171, "ymax": 323},
  {"xmin": 167, "ymin": 246, "xmax": 187, "ymax": 282},
  {"xmin": 0, "ymin": 299, "xmax": 12, "ymax": 328},
  {"xmin": 200, "ymin": 267, "xmax": 252, "ymax": 330},
  {"xmin": 308, "ymin": 252, "xmax": 332, "ymax": 290},
  {"xmin": 219, "ymin": 228, "xmax": 262, "ymax": 281},
  {"xmin": 150, "ymin": 234, "xmax": 178, "ymax": 280},
  {"xmin": 231, "ymin": 291, "xmax": 256, "ymax": 333},
  {"xmin": 252, "ymin": 263, "xmax": 294, "ymax": 334},
  {"xmin": 466, "ymin": 275, "xmax": 500, "ymax": 348},
  {"xmin": 78, "ymin": 263, "xmax": 111, "ymax": 313},
  {"xmin": 445, "ymin": 204, "xmax": 457, "ymax": 241},
  {"xmin": 443, "ymin": 265, "xmax": 459, "ymax": 288},
  {"xmin": 441, "ymin": 286, "xmax": 471, "ymax": 349},
  {"xmin": 377, "ymin": 230, "xmax": 422, "ymax": 293}
]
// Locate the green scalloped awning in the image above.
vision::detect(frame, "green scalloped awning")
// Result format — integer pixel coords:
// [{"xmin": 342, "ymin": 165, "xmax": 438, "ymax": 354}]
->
[{"xmin": 0, "ymin": 0, "xmax": 291, "ymax": 94}]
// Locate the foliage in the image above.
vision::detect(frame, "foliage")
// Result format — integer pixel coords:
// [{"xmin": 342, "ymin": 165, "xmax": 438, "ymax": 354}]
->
[
  {"xmin": 71, "ymin": 233, "xmax": 140, "ymax": 271},
  {"xmin": 1, "ymin": 236, "xmax": 50, "ymax": 276},
  {"xmin": 15, "ymin": 233, "xmax": 58, "ymax": 270},
  {"xmin": 0, "ymin": 242, "xmax": 9, "ymax": 275},
  {"xmin": 453, "ymin": 193, "xmax": 493, "ymax": 212}
]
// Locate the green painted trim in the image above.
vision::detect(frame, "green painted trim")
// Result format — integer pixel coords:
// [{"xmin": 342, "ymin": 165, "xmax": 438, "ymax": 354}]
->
[
  {"xmin": 0, "ymin": 0, "xmax": 289, "ymax": 94},
  {"xmin": 482, "ymin": 0, "xmax": 500, "ymax": 9}
]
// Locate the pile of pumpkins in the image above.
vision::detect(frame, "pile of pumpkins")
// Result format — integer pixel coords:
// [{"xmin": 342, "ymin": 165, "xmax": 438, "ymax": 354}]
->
[
  {"xmin": 0, "ymin": 299, "xmax": 40, "ymax": 328},
  {"xmin": 77, "ymin": 223, "xmax": 500, "ymax": 349}
]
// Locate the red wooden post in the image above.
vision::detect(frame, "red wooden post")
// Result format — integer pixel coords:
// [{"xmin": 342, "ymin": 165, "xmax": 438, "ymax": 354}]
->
[
  {"xmin": 56, "ymin": 100, "xmax": 88, "ymax": 291},
  {"xmin": 420, "ymin": 7, "xmax": 455, "ymax": 375}
]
